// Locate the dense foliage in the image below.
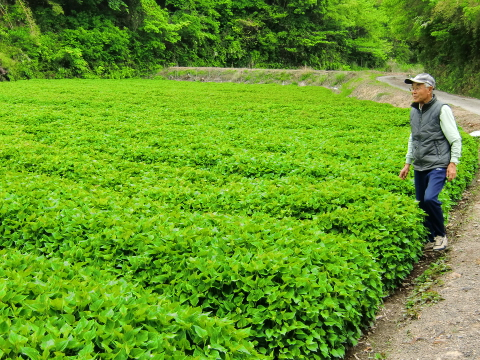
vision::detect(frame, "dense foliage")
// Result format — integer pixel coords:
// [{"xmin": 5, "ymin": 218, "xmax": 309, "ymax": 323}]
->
[
  {"xmin": 382, "ymin": 0, "xmax": 480, "ymax": 97},
  {"xmin": 0, "ymin": 79, "xmax": 478, "ymax": 358},
  {"xmin": 1, "ymin": 0, "xmax": 480, "ymax": 94},
  {"xmin": 0, "ymin": 0, "xmax": 390, "ymax": 78},
  {"xmin": 1, "ymin": 0, "xmax": 479, "ymax": 95},
  {"xmin": 0, "ymin": 249, "xmax": 262, "ymax": 359}
]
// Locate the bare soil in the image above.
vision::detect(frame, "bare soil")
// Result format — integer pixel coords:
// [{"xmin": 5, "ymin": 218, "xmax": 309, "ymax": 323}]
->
[{"xmin": 161, "ymin": 68, "xmax": 480, "ymax": 360}]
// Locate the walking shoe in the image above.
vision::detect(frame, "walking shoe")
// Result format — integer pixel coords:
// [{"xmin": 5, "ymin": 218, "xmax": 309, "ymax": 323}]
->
[
  {"xmin": 424, "ymin": 241, "xmax": 435, "ymax": 251},
  {"xmin": 433, "ymin": 235, "xmax": 448, "ymax": 251}
]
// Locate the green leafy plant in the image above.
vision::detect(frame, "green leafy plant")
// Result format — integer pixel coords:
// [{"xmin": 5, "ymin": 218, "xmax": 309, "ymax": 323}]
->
[
  {"xmin": 0, "ymin": 79, "xmax": 477, "ymax": 359},
  {"xmin": 0, "ymin": 249, "xmax": 262, "ymax": 359}
]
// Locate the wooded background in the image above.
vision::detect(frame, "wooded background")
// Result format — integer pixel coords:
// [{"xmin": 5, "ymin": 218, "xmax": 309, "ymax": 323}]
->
[{"xmin": 0, "ymin": 0, "xmax": 479, "ymax": 97}]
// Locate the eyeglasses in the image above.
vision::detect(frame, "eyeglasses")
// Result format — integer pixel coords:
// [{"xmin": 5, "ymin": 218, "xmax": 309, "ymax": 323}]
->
[{"xmin": 409, "ymin": 87, "xmax": 424, "ymax": 92}]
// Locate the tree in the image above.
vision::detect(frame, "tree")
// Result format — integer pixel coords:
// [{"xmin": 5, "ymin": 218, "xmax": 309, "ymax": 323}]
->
[{"xmin": 382, "ymin": 0, "xmax": 480, "ymax": 96}]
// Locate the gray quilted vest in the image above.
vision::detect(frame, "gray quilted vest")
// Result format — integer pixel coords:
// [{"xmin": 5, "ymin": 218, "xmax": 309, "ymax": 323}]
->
[{"xmin": 410, "ymin": 95, "xmax": 451, "ymax": 171}]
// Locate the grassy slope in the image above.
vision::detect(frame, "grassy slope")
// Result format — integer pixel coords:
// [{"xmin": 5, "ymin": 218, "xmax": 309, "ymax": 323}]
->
[{"xmin": 156, "ymin": 67, "xmax": 409, "ymax": 101}]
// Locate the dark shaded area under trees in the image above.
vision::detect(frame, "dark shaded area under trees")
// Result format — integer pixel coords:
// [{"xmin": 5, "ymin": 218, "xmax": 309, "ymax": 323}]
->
[{"xmin": 0, "ymin": 0, "xmax": 479, "ymax": 97}]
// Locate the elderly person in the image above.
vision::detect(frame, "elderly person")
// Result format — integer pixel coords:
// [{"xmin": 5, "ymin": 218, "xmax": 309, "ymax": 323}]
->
[{"xmin": 399, "ymin": 73, "xmax": 462, "ymax": 251}]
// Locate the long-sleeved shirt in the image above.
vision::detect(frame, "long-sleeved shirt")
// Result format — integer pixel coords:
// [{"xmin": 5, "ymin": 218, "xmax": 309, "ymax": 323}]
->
[{"xmin": 406, "ymin": 105, "xmax": 462, "ymax": 165}]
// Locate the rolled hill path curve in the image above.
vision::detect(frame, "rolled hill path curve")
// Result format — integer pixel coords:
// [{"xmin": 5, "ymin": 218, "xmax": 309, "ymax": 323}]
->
[
  {"xmin": 344, "ymin": 76, "xmax": 480, "ymax": 360},
  {"xmin": 377, "ymin": 75, "xmax": 480, "ymax": 117}
]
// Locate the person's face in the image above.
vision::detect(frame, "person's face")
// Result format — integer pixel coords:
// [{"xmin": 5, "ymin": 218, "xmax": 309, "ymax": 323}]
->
[{"xmin": 410, "ymin": 83, "xmax": 433, "ymax": 105}]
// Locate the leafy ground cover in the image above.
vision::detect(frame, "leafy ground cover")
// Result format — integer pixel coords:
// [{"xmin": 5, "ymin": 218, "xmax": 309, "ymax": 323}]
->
[
  {"xmin": 0, "ymin": 249, "xmax": 260, "ymax": 359},
  {"xmin": 0, "ymin": 79, "xmax": 478, "ymax": 359}
]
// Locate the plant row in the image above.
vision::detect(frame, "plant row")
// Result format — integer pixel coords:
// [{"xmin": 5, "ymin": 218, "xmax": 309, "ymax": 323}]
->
[{"xmin": 0, "ymin": 171, "xmax": 384, "ymax": 358}]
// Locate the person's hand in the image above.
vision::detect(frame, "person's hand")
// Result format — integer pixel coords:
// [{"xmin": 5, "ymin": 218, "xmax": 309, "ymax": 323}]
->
[
  {"xmin": 399, "ymin": 164, "xmax": 410, "ymax": 180},
  {"xmin": 446, "ymin": 162, "xmax": 457, "ymax": 181}
]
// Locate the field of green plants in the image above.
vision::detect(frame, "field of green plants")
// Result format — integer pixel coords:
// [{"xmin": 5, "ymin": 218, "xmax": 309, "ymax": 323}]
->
[{"xmin": 0, "ymin": 79, "xmax": 478, "ymax": 359}]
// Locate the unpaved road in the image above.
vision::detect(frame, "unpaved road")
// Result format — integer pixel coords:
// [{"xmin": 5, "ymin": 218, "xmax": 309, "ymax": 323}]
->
[
  {"xmin": 344, "ymin": 76, "xmax": 480, "ymax": 360},
  {"xmin": 378, "ymin": 75, "xmax": 480, "ymax": 116}
]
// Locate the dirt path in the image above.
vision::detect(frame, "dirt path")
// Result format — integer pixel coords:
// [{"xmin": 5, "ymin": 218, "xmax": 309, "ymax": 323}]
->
[
  {"xmin": 344, "ymin": 76, "xmax": 480, "ymax": 360},
  {"xmin": 378, "ymin": 75, "xmax": 480, "ymax": 117}
]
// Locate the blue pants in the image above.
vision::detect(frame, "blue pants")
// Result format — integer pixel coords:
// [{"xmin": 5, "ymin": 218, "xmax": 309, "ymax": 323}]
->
[{"xmin": 414, "ymin": 168, "xmax": 447, "ymax": 242}]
